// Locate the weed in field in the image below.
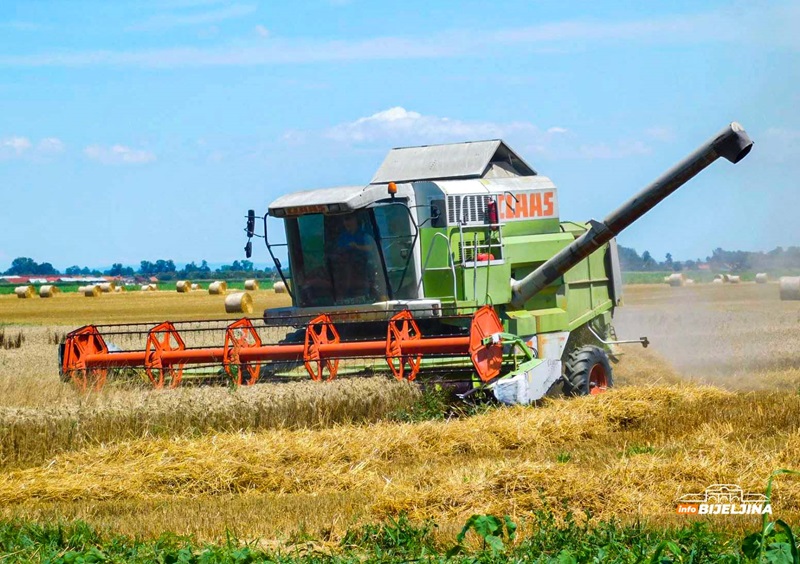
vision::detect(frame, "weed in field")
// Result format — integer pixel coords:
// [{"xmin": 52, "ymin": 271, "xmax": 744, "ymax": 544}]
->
[{"xmin": 0, "ymin": 328, "xmax": 24, "ymax": 350}]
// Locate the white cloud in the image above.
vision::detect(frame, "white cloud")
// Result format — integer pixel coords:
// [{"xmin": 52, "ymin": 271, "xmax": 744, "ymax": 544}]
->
[
  {"xmin": 1, "ymin": 4, "xmax": 796, "ymax": 68},
  {"xmin": 547, "ymin": 126, "xmax": 568, "ymax": 134},
  {"xmin": 84, "ymin": 144, "xmax": 156, "ymax": 165},
  {"xmin": 326, "ymin": 106, "xmax": 538, "ymax": 144},
  {"xmin": 37, "ymin": 137, "xmax": 65, "ymax": 154},
  {"xmin": 645, "ymin": 126, "xmax": 676, "ymax": 142},
  {"xmin": 760, "ymin": 127, "xmax": 800, "ymax": 162},
  {"xmin": 579, "ymin": 140, "xmax": 652, "ymax": 159},
  {"xmin": 254, "ymin": 24, "xmax": 269, "ymax": 38},
  {"xmin": 128, "ymin": 3, "xmax": 257, "ymax": 31},
  {"xmin": 1, "ymin": 136, "xmax": 32, "ymax": 155}
]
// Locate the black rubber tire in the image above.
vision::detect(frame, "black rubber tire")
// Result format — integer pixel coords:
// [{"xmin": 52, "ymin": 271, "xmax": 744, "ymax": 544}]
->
[{"xmin": 563, "ymin": 345, "xmax": 613, "ymax": 396}]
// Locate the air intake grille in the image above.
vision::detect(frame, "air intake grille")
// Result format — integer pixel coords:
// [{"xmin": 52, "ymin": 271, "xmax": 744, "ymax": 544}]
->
[{"xmin": 447, "ymin": 195, "xmax": 489, "ymax": 225}]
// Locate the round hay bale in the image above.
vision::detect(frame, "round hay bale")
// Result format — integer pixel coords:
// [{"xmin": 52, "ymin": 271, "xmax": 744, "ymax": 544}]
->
[
  {"xmin": 663, "ymin": 276, "xmax": 670, "ymax": 284},
  {"xmin": 244, "ymin": 279, "xmax": 259, "ymax": 291},
  {"xmin": 779, "ymin": 276, "xmax": 800, "ymax": 301},
  {"xmin": 39, "ymin": 285, "xmax": 60, "ymax": 298},
  {"xmin": 14, "ymin": 285, "xmax": 35, "ymax": 298},
  {"xmin": 140, "ymin": 284, "xmax": 154, "ymax": 292},
  {"xmin": 176, "ymin": 280, "xmax": 192, "ymax": 293},
  {"xmin": 114, "ymin": 286, "xmax": 124, "ymax": 293},
  {"xmin": 727, "ymin": 275, "xmax": 741, "ymax": 284},
  {"xmin": 685, "ymin": 279, "xmax": 695, "ymax": 285},
  {"xmin": 755, "ymin": 273, "xmax": 768, "ymax": 284},
  {"xmin": 712, "ymin": 278, "xmax": 724, "ymax": 285},
  {"xmin": 667, "ymin": 273, "xmax": 685, "ymax": 287},
  {"xmin": 149, "ymin": 283, "xmax": 158, "ymax": 291},
  {"xmin": 83, "ymin": 285, "xmax": 101, "ymax": 297},
  {"xmin": 99, "ymin": 282, "xmax": 115, "ymax": 293},
  {"xmin": 191, "ymin": 283, "xmax": 201, "ymax": 291},
  {"xmin": 224, "ymin": 292, "xmax": 253, "ymax": 314},
  {"xmin": 274, "ymin": 281, "xmax": 287, "ymax": 294},
  {"xmin": 208, "ymin": 281, "xmax": 228, "ymax": 295}
]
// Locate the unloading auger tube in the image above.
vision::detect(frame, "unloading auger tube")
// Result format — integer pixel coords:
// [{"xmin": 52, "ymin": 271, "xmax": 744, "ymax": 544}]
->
[{"xmin": 510, "ymin": 122, "xmax": 753, "ymax": 308}]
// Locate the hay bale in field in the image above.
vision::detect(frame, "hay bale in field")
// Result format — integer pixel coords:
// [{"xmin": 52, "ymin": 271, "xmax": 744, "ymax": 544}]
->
[
  {"xmin": 712, "ymin": 278, "xmax": 723, "ymax": 285},
  {"xmin": 140, "ymin": 284, "xmax": 155, "ymax": 292},
  {"xmin": 244, "ymin": 279, "xmax": 259, "ymax": 291},
  {"xmin": 727, "ymin": 275, "xmax": 741, "ymax": 284},
  {"xmin": 191, "ymin": 283, "xmax": 201, "ymax": 291},
  {"xmin": 149, "ymin": 283, "xmax": 158, "ymax": 291},
  {"xmin": 755, "ymin": 273, "xmax": 768, "ymax": 284},
  {"xmin": 662, "ymin": 276, "xmax": 670, "ymax": 284},
  {"xmin": 38, "ymin": 285, "xmax": 60, "ymax": 298},
  {"xmin": 176, "ymin": 280, "xmax": 192, "ymax": 293},
  {"xmin": 779, "ymin": 276, "xmax": 800, "ymax": 301},
  {"xmin": 685, "ymin": 279, "xmax": 695, "ymax": 285},
  {"xmin": 224, "ymin": 292, "xmax": 253, "ymax": 314},
  {"xmin": 99, "ymin": 282, "xmax": 115, "ymax": 293},
  {"xmin": 83, "ymin": 285, "xmax": 101, "ymax": 297},
  {"xmin": 113, "ymin": 286, "xmax": 123, "ymax": 293},
  {"xmin": 667, "ymin": 273, "xmax": 685, "ymax": 287},
  {"xmin": 14, "ymin": 285, "xmax": 35, "ymax": 298},
  {"xmin": 208, "ymin": 281, "xmax": 228, "ymax": 295},
  {"xmin": 274, "ymin": 281, "xmax": 287, "ymax": 294}
]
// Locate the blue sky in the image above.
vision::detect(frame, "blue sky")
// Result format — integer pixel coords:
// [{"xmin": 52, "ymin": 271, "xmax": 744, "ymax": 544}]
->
[{"xmin": 0, "ymin": 0, "xmax": 797, "ymax": 271}]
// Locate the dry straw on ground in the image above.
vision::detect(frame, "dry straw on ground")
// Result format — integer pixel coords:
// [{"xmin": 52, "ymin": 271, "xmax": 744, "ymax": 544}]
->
[
  {"xmin": 1, "ymin": 384, "xmax": 799, "ymax": 542},
  {"xmin": 0, "ymin": 283, "xmax": 799, "ymax": 543}
]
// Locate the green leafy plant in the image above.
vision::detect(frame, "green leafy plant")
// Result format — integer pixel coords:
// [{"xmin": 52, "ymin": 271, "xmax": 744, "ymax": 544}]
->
[
  {"xmin": 448, "ymin": 514, "xmax": 517, "ymax": 556},
  {"xmin": 741, "ymin": 469, "xmax": 800, "ymax": 564}
]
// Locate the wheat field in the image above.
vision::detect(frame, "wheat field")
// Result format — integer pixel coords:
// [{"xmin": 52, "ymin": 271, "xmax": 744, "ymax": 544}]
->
[{"xmin": 0, "ymin": 283, "xmax": 799, "ymax": 544}]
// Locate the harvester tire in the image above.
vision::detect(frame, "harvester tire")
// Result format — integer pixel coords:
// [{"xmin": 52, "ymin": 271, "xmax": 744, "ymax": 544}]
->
[{"xmin": 564, "ymin": 346, "xmax": 613, "ymax": 396}]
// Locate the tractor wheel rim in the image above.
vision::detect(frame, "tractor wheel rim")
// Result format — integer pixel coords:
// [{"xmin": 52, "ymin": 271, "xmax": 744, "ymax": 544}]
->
[{"xmin": 589, "ymin": 363, "xmax": 608, "ymax": 395}]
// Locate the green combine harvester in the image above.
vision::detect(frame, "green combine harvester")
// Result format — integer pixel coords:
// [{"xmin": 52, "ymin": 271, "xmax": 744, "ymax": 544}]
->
[{"xmin": 62, "ymin": 123, "xmax": 752, "ymax": 402}]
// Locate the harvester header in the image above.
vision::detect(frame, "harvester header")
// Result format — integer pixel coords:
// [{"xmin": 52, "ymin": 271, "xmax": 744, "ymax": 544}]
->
[{"xmin": 61, "ymin": 122, "xmax": 752, "ymax": 404}]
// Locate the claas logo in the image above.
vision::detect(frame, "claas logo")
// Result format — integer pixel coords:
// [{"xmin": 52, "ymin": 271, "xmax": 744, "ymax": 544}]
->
[{"xmin": 498, "ymin": 190, "xmax": 557, "ymax": 221}]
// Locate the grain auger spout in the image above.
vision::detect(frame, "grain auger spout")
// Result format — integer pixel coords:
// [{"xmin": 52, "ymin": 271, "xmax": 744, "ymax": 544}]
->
[{"xmin": 510, "ymin": 122, "xmax": 753, "ymax": 308}]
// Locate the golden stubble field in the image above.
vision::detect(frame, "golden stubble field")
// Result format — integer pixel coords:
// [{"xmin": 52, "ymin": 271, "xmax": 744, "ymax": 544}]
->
[{"xmin": 0, "ymin": 283, "xmax": 799, "ymax": 544}]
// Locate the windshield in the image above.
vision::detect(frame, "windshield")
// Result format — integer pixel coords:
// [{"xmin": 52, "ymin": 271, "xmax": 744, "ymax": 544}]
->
[{"xmin": 285, "ymin": 205, "xmax": 416, "ymax": 308}]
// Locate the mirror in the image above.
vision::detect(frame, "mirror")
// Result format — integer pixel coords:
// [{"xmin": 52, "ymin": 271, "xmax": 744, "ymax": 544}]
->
[
  {"xmin": 246, "ymin": 209, "xmax": 255, "ymax": 237},
  {"xmin": 244, "ymin": 241, "xmax": 252, "ymax": 258}
]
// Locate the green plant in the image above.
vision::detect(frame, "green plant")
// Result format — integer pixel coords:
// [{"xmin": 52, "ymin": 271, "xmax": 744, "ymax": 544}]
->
[
  {"xmin": 742, "ymin": 469, "xmax": 800, "ymax": 564},
  {"xmin": 625, "ymin": 443, "xmax": 655, "ymax": 456},
  {"xmin": 556, "ymin": 451, "xmax": 572, "ymax": 463},
  {"xmin": 448, "ymin": 514, "xmax": 517, "ymax": 556}
]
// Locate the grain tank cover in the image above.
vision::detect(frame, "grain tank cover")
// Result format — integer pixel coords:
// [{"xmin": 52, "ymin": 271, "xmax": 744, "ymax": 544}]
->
[{"xmin": 371, "ymin": 140, "xmax": 536, "ymax": 184}]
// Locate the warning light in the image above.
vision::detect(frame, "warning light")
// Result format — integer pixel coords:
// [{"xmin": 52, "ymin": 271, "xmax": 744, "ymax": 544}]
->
[{"xmin": 388, "ymin": 181, "xmax": 397, "ymax": 196}]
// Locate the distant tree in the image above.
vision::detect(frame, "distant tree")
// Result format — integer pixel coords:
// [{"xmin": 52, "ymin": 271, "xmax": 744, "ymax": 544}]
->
[
  {"xmin": 65, "ymin": 266, "xmax": 82, "ymax": 276},
  {"xmin": 4, "ymin": 257, "xmax": 59, "ymax": 276},
  {"xmin": 641, "ymin": 250, "xmax": 656, "ymax": 271},
  {"xmin": 617, "ymin": 246, "xmax": 644, "ymax": 271},
  {"xmin": 106, "ymin": 263, "xmax": 135, "ymax": 277}
]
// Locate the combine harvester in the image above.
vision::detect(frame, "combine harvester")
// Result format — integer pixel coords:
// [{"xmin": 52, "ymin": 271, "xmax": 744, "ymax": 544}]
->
[{"xmin": 61, "ymin": 123, "xmax": 752, "ymax": 403}]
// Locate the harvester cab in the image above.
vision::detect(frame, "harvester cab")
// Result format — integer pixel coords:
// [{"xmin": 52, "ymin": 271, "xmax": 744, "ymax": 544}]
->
[{"xmin": 62, "ymin": 123, "xmax": 752, "ymax": 404}]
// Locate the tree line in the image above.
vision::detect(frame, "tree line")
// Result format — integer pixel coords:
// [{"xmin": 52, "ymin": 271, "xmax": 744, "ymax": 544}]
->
[
  {"xmin": 2, "ymin": 257, "xmax": 274, "ymax": 280},
  {"xmin": 618, "ymin": 245, "xmax": 800, "ymax": 272}
]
